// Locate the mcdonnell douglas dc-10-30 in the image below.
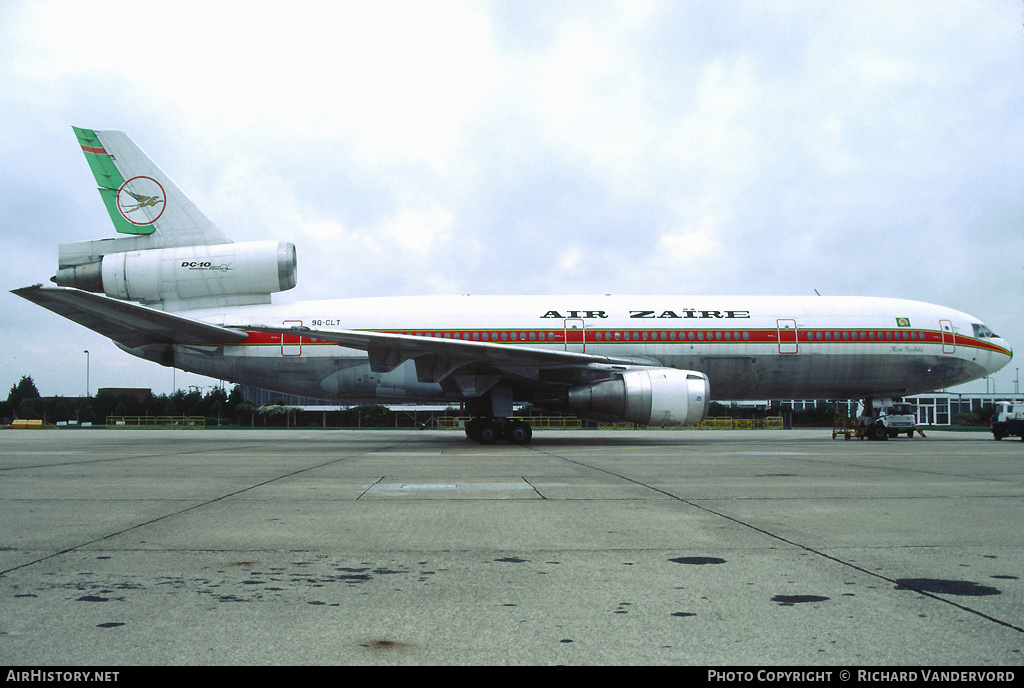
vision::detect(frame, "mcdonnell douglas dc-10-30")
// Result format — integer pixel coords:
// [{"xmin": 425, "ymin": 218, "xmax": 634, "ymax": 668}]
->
[{"xmin": 13, "ymin": 128, "xmax": 1013, "ymax": 443}]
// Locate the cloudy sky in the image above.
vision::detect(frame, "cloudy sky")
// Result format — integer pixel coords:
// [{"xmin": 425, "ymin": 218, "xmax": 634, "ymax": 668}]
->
[{"xmin": 1, "ymin": 0, "xmax": 1021, "ymax": 399}]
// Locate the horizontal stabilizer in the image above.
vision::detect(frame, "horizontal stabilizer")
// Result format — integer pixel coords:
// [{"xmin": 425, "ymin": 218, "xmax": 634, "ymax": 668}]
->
[{"xmin": 12, "ymin": 285, "xmax": 250, "ymax": 349}]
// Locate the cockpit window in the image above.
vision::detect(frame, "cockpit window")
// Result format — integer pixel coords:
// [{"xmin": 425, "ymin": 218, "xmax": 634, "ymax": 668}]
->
[{"xmin": 972, "ymin": 323, "xmax": 998, "ymax": 338}]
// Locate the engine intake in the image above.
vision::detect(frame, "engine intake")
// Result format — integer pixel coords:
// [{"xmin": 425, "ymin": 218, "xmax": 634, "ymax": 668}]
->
[
  {"xmin": 567, "ymin": 367, "xmax": 710, "ymax": 426},
  {"xmin": 54, "ymin": 241, "xmax": 296, "ymax": 307}
]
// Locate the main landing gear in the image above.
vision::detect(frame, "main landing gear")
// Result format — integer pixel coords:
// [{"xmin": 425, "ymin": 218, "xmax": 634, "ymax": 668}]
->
[{"xmin": 465, "ymin": 417, "xmax": 533, "ymax": 445}]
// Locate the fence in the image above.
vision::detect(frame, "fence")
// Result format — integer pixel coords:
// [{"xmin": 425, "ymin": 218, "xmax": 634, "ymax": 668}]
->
[
  {"xmin": 696, "ymin": 416, "xmax": 785, "ymax": 430},
  {"xmin": 101, "ymin": 415, "xmax": 783, "ymax": 431},
  {"xmin": 435, "ymin": 416, "xmax": 582, "ymax": 431},
  {"xmin": 435, "ymin": 415, "xmax": 783, "ymax": 431},
  {"xmin": 105, "ymin": 416, "xmax": 206, "ymax": 429},
  {"xmin": 597, "ymin": 416, "xmax": 785, "ymax": 430}
]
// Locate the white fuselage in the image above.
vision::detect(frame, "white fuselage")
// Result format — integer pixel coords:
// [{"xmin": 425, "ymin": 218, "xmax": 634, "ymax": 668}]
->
[{"xmin": 135, "ymin": 294, "xmax": 1012, "ymax": 404}]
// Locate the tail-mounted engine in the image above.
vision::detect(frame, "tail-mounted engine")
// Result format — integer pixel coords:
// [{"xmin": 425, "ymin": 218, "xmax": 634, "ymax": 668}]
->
[
  {"xmin": 567, "ymin": 367, "xmax": 710, "ymax": 426},
  {"xmin": 53, "ymin": 240, "xmax": 296, "ymax": 308}
]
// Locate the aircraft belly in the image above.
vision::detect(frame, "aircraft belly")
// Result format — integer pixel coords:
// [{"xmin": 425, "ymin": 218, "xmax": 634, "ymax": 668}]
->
[
  {"xmin": 153, "ymin": 342, "xmax": 454, "ymax": 403},
  {"xmin": 180, "ymin": 346, "xmax": 336, "ymax": 398},
  {"xmin": 674, "ymin": 352, "xmax": 987, "ymax": 400},
  {"xmin": 320, "ymin": 358, "xmax": 445, "ymax": 402}
]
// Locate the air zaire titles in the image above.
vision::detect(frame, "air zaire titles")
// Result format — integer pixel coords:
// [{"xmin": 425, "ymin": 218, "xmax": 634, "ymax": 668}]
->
[{"xmin": 539, "ymin": 309, "xmax": 751, "ymax": 319}]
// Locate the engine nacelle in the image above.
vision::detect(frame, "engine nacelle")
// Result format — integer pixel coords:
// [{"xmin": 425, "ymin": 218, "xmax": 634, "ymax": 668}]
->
[
  {"xmin": 54, "ymin": 241, "xmax": 296, "ymax": 307},
  {"xmin": 567, "ymin": 367, "xmax": 710, "ymax": 426}
]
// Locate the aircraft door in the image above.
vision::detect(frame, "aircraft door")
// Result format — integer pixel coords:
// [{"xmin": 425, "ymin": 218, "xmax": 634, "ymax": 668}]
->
[
  {"xmin": 940, "ymin": 319, "xmax": 955, "ymax": 354},
  {"xmin": 777, "ymin": 319, "xmax": 798, "ymax": 354},
  {"xmin": 564, "ymin": 318, "xmax": 585, "ymax": 353},
  {"xmin": 282, "ymin": 320, "xmax": 303, "ymax": 356}
]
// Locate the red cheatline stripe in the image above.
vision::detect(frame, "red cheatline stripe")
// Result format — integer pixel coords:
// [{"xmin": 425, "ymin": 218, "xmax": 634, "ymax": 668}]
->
[
  {"xmin": 231, "ymin": 328, "xmax": 1006, "ymax": 354},
  {"xmin": 80, "ymin": 144, "xmax": 106, "ymax": 155}
]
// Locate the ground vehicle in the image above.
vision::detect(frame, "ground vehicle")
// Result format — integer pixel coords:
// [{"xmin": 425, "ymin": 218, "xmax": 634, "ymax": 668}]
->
[
  {"xmin": 833, "ymin": 399, "xmax": 919, "ymax": 440},
  {"xmin": 991, "ymin": 402, "xmax": 1024, "ymax": 440},
  {"xmin": 878, "ymin": 402, "xmax": 918, "ymax": 439}
]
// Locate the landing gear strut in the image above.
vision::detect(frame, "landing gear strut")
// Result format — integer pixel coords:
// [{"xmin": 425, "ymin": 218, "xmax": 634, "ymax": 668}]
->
[{"xmin": 465, "ymin": 417, "xmax": 533, "ymax": 445}]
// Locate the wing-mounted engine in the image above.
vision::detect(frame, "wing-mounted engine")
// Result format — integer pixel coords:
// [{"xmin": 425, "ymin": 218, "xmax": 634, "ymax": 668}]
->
[
  {"xmin": 53, "ymin": 240, "xmax": 296, "ymax": 309},
  {"xmin": 566, "ymin": 367, "xmax": 710, "ymax": 426}
]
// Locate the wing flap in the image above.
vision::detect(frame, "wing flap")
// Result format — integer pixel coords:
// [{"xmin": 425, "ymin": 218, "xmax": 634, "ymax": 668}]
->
[{"xmin": 13, "ymin": 285, "xmax": 250, "ymax": 348}]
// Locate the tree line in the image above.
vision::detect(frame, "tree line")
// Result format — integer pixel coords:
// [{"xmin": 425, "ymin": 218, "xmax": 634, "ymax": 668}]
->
[
  {"xmin": 2, "ymin": 375, "xmax": 428, "ymax": 428},
  {"xmin": 2, "ymin": 376, "xmax": 241, "ymax": 425}
]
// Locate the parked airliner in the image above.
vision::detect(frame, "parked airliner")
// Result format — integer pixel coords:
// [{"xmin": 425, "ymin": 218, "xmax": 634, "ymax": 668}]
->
[{"xmin": 13, "ymin": 128, "xmax": 1013, "ymax": 443}]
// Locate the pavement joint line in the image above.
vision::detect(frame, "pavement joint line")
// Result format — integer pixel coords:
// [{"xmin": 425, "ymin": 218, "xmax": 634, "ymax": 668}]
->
[
  {"xmin": 0, "ymin": 440, "xmax": 416, "ymax": 577},
  {"xmin": 533, "ymin": 445, "xmax": 1024, "ymax": 636}
]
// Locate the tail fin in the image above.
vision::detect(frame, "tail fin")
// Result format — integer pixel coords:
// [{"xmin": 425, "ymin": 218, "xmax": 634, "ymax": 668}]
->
[
  {"xmin": 72, "ymin": 127, "xmax": 229, "ymax": 244},
  {"xmin": 61, "ymin": 128, "xmax": 231, "ymax": 268}
]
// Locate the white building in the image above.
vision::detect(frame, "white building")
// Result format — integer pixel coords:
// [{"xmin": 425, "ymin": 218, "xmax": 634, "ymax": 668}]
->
[{"xmin": 776, "ymin": 393, "xmax": 1023, "ymax": 426}]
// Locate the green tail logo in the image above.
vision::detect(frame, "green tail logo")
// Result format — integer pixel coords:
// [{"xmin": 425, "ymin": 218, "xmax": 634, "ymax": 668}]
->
[{"xmin": 74, "ymin": 127, "xmax": 160, "ymax": 235}]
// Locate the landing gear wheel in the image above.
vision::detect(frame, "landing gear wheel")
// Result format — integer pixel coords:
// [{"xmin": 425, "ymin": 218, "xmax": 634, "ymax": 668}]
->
[
  {"xmin": 474, "ymin": 420, "xmax": 503, "ymax": 445},
  {"xmin": 506, "ymin": 420, "xmax": 533, "ymax": 445}
]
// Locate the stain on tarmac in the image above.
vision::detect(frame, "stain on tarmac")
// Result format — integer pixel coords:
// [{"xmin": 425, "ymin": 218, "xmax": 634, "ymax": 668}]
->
[
  {"xmin": 772, "ymin": 594, "xmax": 830, "ymax": 606},
  {"xmin": 12, "ymin": 555, "xmax": 450, "ymax": 614},
  {"xmin": 669, "ymin": 556, "xmax": 727, "ymax": 565},
  {"xmin": 894, "ymin": 578, "xmax": 1002, "ymax": 597}
]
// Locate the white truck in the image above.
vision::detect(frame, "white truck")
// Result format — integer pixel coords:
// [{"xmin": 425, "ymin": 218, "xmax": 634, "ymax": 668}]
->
[
  {"xmin": 850, "ymin": 399, "xmax": 918, "ymax": 440},
  {"xmin": 991, "ymin": 402, "xmax": 1024, "ymax": 441},
  {"xmin": 876, "ymin": 401, "xmax": 918, "ymax": 439}
]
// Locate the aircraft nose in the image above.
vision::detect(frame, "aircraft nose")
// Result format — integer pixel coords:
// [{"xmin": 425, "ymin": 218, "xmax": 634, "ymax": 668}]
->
[{"xmin": 987, "ymin": 338, "xmax": 1013, "ymax": 374}]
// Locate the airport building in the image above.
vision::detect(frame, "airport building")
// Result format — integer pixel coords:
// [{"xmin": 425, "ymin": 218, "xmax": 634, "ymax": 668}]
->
[{"xmin": 775, "ymin": 393, "xmax": 1023, "ymax": 426}]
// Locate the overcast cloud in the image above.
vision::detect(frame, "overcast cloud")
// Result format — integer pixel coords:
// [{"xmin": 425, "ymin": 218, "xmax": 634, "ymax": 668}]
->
[{"xmin": 1, "ymin": 0, "xmax": 1021, "ymax": 398}]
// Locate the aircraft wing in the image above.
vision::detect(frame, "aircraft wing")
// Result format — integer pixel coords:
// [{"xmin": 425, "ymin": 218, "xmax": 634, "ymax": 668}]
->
[
  {"xmin": 241, "ymin": 323, "xmax": 661, "ymax": 386},
  {"xmin": 12, "ymin": 285, "xmax": 250, "ymax": 349},
  {"xmin": 13, "ymin": 284, "xmax": 661, "ymax": 381}
]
